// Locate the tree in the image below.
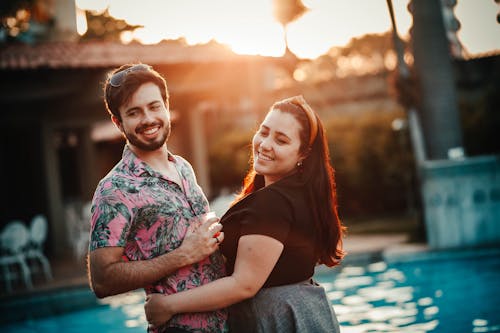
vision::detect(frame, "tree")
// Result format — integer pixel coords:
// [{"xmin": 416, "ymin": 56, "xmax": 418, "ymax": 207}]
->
[
  {"xmin": 272, "ymin": 0, "xmax": 307, "ymax": 54},
  {"xmin": 0, "ymin": 0, "xmax": 50, "ymax": 43},
  {"xmin": 81, "ymin": 9, "xmax": 142, "ymax": 42}
]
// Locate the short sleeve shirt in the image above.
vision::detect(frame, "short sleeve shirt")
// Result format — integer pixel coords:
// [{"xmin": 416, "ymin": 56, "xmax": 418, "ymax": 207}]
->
[
  {"xmin": 220, "ymin": 174, "xmax": 317, "ymax": 288},
  {"xmin": 89, "ymin": 145, "xmax": 227, "ymax": 333}
]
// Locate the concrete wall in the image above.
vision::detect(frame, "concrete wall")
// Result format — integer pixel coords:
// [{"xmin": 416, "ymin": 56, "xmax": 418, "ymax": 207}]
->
[{"xmin": 421, "ymin": 155, "xmax": 500, "ymax": 249}]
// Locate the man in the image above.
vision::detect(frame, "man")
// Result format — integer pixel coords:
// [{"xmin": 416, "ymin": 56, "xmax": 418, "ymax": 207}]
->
[{"xmin": 88, "ymin": 63, "xmax": 227, "ymax": 333}]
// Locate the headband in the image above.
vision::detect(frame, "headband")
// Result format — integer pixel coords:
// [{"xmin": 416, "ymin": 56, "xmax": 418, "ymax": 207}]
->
[{"xmin": 282, "ymin": 95, "xmax": 318, "ymax": 147}]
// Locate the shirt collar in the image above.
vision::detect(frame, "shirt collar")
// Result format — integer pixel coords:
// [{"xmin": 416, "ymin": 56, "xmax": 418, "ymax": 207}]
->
[{"xmin": 121, "ymin": 145, "xmax": 177, "ymax": 178}]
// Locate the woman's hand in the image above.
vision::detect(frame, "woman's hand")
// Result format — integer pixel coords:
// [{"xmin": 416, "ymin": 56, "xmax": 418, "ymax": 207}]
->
[{"xmin": 144, "ymin": 293, "xmax": 174, "ymax": 328}]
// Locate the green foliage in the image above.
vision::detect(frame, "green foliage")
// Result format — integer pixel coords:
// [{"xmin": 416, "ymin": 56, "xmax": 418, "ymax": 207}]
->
[
  {"xmin": 81, "ymin": 9, "xmax": 142, "ymax": 42},
  {"xmin": 457, "ymin": 62, "xmax": 500, "ymax": 156},
  {"xmin": 0, "ymin": 0, "xmax": 42, "ymax": 43},
  {"xmin": 0, "ymin": 0, "xmax": 34, "ymax": 16},
  {"xmin": 325, "ymin": 110, "xmax": 415, "ymax": 216},
  {"xmin": 298, "ymin": 32, "xmax": 405, "ymax": 83},
  {"xmin": 208, "ymin": 127, "xmax": 254, "ymax": 195},
  {"xmin": 207, "ymin": 107, "xmax": 416, "ymax": 217},
  {"xmin": 340, "ymin": 33, "xmax": 394, "ymax": 58}
]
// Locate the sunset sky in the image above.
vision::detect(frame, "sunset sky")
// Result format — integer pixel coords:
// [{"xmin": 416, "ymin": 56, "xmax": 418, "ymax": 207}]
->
[{"xmin": 75, "ymin": 0, "xmax": 499, "ymax": 59}]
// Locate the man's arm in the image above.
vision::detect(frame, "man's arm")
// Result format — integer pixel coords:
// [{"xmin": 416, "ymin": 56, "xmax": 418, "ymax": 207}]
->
[{"xmin": 88, "ymin": 218, "xmax": 223, "ymax": 298}]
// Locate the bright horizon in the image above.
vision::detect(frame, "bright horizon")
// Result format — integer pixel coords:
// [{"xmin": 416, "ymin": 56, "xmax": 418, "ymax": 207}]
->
[{"xmin": 75, "ymin": 0, "xmax": 499, "ymax": 59}]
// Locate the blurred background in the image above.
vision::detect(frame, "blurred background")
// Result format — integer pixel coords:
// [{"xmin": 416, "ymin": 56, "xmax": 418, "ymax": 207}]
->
[
  {"xmin": 0, "ymin": 0, "xmax": 499, "ymax": 331},
  {"xmin": 0, "ymin": 0, "xmax": 500, "ymax": 333}
]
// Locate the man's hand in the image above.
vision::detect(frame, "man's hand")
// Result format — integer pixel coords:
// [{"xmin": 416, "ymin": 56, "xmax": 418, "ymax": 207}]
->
[
  {"xmin": 178, "ymin": 215, "xmax": 224, "ymax": 265},
  {"xmin": 88, "ymin": 215, "xmax": 224, "ymax": 299}
]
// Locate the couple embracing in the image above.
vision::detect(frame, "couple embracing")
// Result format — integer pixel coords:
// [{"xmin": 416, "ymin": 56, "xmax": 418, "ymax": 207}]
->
[{"xmin": 88, "ymin": 63, "xmax": 345, "ymax": 333}]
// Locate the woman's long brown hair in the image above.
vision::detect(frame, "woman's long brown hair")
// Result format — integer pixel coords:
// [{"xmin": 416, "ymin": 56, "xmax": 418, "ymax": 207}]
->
[{"xmin": 233, "ymin": 98, "xmax": 345, "ymax": 267}]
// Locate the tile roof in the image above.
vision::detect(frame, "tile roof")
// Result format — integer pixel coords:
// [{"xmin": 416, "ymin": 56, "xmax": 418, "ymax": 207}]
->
[{"xmin": 0, "ymin": 40, "xmax": 244, "ymax": 70}]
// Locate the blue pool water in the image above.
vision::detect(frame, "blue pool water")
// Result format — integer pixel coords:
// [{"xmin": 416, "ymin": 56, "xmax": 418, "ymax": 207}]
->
[
  {"xmin": 2, "ymin": 249, "xmax": 500, "ymax": 333},
  {"xmin": 316, "ymin": 249, "xmax": 500, "ymax": 333}
]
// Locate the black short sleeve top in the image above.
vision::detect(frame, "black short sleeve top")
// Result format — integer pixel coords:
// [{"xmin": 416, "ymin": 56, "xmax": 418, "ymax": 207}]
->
[{"xmin": 220, "ymin": 174, "xmax": 317, "ymax": 287}]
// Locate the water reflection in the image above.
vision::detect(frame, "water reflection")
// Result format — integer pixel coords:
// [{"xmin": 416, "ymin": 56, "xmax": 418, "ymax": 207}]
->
[
  {"xmin": 99, "ymin": 292, "xmax": 147, "ymax": 328},
  {"xmin": 317, "ymin": 252, "xmax": 500, "ymax": 333},
  {"xmin": 2, "ymin": 251, "xmax": 499, "ymax": 333}
]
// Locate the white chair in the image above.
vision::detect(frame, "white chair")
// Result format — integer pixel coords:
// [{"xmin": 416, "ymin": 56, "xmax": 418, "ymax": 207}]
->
[
  {"xmin": 65, "ymin": 203, "xmax": 91, "ymax": 259},
  {"xmin": 24, "ymin": 214, "xmax": 53, "ymax": 281},
  {"xmin": 82, "ymin": 201, "xmax": 92, "ymax": 222},
  {"xmin": 0, "ymin": 220, "xmax": 33, "ymax": 292},
  {"xmin": 76, "ymin": 202, "xmax": 92, "ymax": 258}
]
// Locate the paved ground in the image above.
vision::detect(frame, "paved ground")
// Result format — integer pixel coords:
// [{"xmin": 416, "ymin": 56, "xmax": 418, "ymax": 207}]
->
[{"xmin": 343, "ymin": 233, "xmax": 410, "ymax": 254}]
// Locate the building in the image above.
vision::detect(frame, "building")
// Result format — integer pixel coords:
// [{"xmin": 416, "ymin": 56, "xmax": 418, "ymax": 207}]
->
[{"xmin": 0, "ymin": 33, "xmax": 296, "ymax": 259}]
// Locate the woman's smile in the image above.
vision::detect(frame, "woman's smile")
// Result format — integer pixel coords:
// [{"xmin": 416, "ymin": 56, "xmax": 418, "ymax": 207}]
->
[
  {"xmin": 256, "ymin": 151, "xmax": 274, "ymax": 162},
  {"xmin": 252, "ymin": 109, "xmax": 304, "ymax": 185}
]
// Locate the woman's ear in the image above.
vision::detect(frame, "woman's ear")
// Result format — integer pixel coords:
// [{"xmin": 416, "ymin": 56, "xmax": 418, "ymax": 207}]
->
[{"xmin": 300, "ymin": 147, "xmax": 312, "ymax": 161}]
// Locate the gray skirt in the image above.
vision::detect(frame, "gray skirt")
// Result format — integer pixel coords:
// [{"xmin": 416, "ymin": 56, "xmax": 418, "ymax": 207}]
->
[{"xmin": 228, "ymin": 280, "xmax": 340, "ymax": 333}]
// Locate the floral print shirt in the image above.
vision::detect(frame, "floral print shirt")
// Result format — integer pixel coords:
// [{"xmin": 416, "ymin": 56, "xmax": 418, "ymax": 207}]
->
[{"xmin": 89, "ymin": 145, "xmax": 227, "ymax": 333}]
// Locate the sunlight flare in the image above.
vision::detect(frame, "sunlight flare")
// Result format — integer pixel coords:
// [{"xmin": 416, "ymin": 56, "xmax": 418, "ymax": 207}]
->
[{"xmin": 74, "ymin": 0, "xmax": 498, "ymax": 59}]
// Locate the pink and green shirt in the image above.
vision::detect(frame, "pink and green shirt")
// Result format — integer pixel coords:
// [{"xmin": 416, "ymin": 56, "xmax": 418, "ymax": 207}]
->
[{"xmin": 90, "ymin": 145, "xmax": 227, "ymax": 332}]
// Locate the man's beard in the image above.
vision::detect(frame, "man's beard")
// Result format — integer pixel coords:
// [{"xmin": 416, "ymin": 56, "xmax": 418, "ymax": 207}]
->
[{"xmin": 124, "ymin": 121, "xmax": 171, "ymax": 152}]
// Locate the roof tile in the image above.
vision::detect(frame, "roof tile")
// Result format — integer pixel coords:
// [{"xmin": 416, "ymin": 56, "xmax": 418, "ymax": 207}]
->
[{"xmin": 0, "ymin": 40, "xmax": 241, "ymax": 70}]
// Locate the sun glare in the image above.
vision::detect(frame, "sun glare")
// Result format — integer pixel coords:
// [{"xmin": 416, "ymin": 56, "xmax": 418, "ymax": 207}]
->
[
  {"xmin": 75, "ymin": 0, "xmax": 109, "ymax": 14},
  {"xmin": 75, "ymin": 0, "xmax": 497, "ymax": 59},
  {"xmin": 74, "ymin": 0, "xmax": 411, "ymax": 59},
  {"xmin": 76, "ymin": 7, "xmax": 87, "ymax": 35}
]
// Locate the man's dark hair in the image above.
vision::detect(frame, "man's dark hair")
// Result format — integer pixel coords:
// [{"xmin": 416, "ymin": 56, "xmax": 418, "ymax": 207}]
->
[{"xmin": 104, "ymin": 64, "xmax": 169, "ymax": 121}]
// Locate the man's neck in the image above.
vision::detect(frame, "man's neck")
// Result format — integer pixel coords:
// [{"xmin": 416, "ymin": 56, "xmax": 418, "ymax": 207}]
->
[
  {"xmin": 129, "ymin": 144, "xmax": 170, "ymax": 172},
  {"xmin": 129, "ymin": 143, "xmax": 183, "ymax": 189}
]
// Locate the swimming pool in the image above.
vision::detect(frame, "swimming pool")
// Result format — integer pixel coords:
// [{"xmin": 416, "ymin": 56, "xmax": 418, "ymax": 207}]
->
[
  {"xmin": 1, "ymin": 247, "xmax": 499, "ymax": 333},
  {"xmin": 316, "ymin": 247, "xmax": 500, "ymax": 333}
]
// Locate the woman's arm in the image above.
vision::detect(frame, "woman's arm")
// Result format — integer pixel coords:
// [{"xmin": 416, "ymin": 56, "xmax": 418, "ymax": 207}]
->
[{"xmin": 144, "ymin": 234, "xmax": 284, "ymax": 327}]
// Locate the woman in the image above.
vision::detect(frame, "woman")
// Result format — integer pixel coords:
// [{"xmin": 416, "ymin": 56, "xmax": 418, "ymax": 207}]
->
[{"xmin": 145, "ymin": 95, "xmax": 345, "ymax": 332}]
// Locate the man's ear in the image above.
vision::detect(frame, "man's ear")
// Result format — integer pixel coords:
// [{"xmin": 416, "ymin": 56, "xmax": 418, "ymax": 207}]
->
[{"xmin": 111, "ymin": 115, "xmax": 123, "ymax": 133}]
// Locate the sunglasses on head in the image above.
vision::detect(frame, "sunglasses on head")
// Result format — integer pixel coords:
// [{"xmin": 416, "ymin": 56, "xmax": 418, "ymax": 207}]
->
[{"xmin": 108, "ymin": 64, "xmax": 151, "ymax": 87}]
